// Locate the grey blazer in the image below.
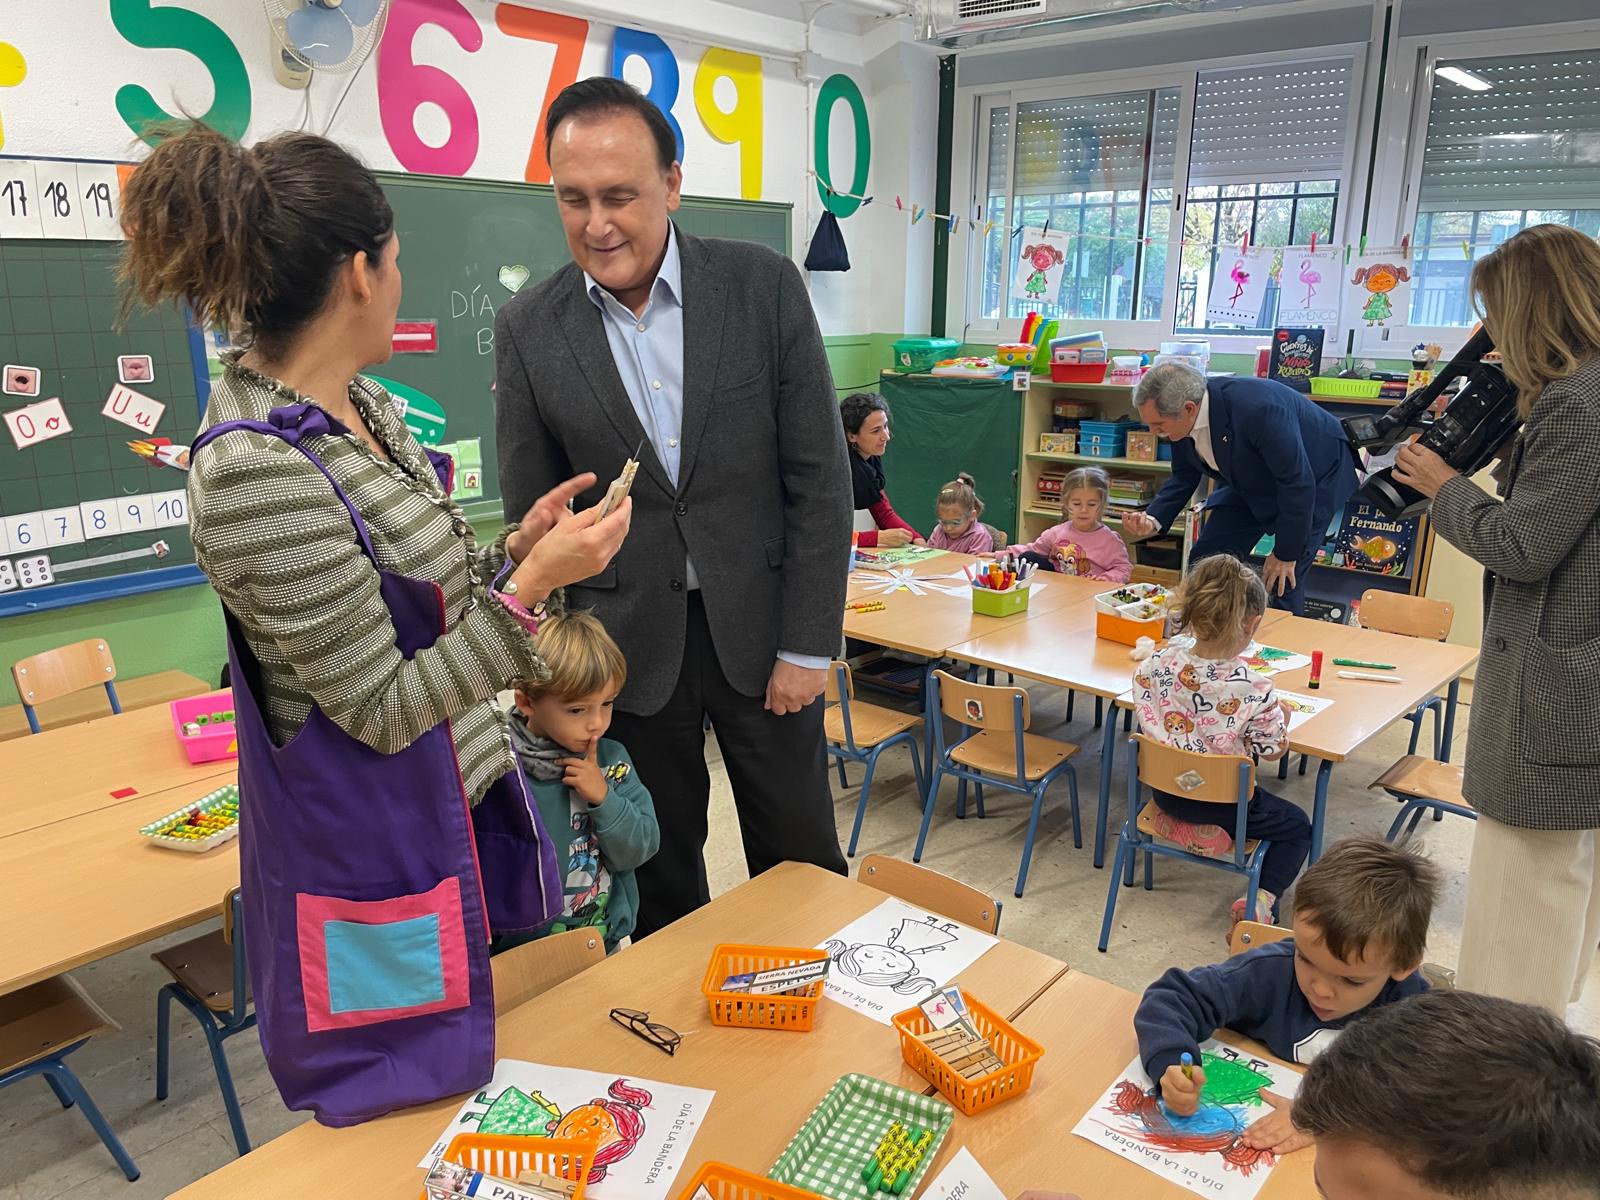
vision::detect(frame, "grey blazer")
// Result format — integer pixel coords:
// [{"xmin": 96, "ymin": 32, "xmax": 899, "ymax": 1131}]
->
[
  {"xmin": 1428, "ymin": 354, "xmax": 1600, "ymax": 829},
  {"xmin": 493, "ymin": 230, "xmax": 851, "ymax": 716}
]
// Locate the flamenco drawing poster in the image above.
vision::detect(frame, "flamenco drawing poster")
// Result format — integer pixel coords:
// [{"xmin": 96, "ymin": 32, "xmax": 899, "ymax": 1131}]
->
[
  {"xmin": 420, "ymin": 1060, "xmax": 715, "ymax": 1200},
  {"xmin": 1071, "ymin": 1040, "xmax": 1302, "ymax": 1199}
]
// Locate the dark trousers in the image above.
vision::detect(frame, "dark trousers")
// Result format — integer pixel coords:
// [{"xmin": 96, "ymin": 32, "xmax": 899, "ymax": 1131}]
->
[
  {"xmin": 1190, "ymin": 494, "xmax": 1321, "ymax": 615},
  {"xmin": 1153, "ymin": 784, "xmax": 1311, "ymax": 904},
  {"xmin": 609, "ymin": 592, "xmax": 846, "ymax": 940}
]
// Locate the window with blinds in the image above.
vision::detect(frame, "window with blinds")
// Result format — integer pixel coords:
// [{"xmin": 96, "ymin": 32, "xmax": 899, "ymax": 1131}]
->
[
  {"xmin": 1179, "ymin": 58, "xmax": 1354, "ymax": 333},
  {"xmin": 1410, "ymin": 50, "xmax": 1600, "ymax": 327}
]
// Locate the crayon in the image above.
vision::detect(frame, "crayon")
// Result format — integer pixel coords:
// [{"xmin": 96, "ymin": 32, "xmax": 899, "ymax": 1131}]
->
[{"xmin": 1180, "ymin": 1051, "xmax": 1194, "ymax": 1080}]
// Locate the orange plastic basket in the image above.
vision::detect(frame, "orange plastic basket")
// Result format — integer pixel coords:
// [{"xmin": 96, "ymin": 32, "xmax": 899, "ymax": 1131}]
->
[
  {"xmin": 676, "ymin": 1161, "xmax": 826, "ymax": 1200},
  {"xmin": 701, "ymin": 944, "xmax": 828, "ymax": 1031},
  {"xmin": 421, "ymin": 1134, "xmax": 597, "ymax": 1200},
  {"xmin": 892, "ymin": 994, "xmax": 1044, "ymax": 1116}
]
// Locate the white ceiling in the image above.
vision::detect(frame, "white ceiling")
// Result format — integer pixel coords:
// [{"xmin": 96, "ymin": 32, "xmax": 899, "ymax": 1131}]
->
[{"xmin": 708, "ymin": 0, "xmax": 896, "ymax": 32}]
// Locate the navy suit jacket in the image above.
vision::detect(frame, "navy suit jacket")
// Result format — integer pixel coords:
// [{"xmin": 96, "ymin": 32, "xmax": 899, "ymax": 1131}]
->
[{"xmin": 1146, "ymin": 376, "xmax": 1359, "ymax": 563}]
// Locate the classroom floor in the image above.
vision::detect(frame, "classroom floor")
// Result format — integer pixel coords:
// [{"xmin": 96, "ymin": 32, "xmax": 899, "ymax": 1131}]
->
[{"xmin": 12, "ymin": 683, "xmax": 1599, "ymax": 1199}]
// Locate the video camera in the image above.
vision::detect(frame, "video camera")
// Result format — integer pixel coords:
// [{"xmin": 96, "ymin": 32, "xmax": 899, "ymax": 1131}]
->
[{"xmin": 1341, "ymin": 327, "xmax": 1520, "ymax": 518}]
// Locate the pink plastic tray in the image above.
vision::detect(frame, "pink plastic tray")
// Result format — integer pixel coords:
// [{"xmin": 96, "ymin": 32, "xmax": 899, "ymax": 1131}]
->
[{"xmin": 171, "ymin": 689, "xmax": 238, "ymax": 764}]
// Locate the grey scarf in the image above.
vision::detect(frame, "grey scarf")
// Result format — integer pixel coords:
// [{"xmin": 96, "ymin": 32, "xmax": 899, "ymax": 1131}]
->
[{"xmin": 508, "ymin": 715, "xmax": 568, "ymax": 782}]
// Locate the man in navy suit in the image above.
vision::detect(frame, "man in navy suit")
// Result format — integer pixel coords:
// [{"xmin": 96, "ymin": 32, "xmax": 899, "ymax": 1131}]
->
[{"xmin": 1122, "ymin": 362, "xmax": 1360, "ymax": 613}]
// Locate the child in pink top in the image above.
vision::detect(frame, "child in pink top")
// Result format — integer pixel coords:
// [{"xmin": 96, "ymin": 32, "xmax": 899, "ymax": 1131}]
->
[
  {"xmin": 1006, "ymin": 467, "xmax": 1132, "ymax": 582},
  {"xmin": 927, "ymin": 473, "xmax": 1004, "ymax": 555}
]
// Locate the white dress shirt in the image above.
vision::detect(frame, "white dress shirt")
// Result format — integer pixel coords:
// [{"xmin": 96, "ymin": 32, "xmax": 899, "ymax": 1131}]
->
[{"xmin": 1190, "ymin": 389, "xmax": 1219, "ymax": 472}]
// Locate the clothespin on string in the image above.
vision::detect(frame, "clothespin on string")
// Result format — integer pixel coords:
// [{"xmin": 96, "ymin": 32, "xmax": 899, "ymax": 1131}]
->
[
  {"xmin": 1462, "ymin": 240, "xmax": 1471, "ymax": 260},
  {"xmin": 1401, "ymin": 234, "xmax": 1410, "ymax": 259},
  {"xmin": 895, "ymin": 196, "xmax": 903, "ymax": 211},
  {"xmin": 948, "ymin": 212, "xmax": 958, "ymax": 233},
  {"xmin": 1310, "ymin": 231, "xmax": 1317, "ymax": 253},
  {"xmin": 911, "ymin": 205, "xmax": 925, "ymax": 224},
  {"xmin": 1042, "ymin": 217, "xmax": 1051, "ymax": 237},
  {"xmin": 1359, "ymin": 234, "xmax": 1368, "ymax": 256},
  {"xmin": 1241, "ymin": 229, "xmax": 1249, "ymax": 256}
]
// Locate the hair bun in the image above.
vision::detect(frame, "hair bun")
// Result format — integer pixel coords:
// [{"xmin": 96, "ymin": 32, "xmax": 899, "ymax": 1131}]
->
[{"xmin": 957, "ymin": 471, "xmax": 975, "ymax": 486}]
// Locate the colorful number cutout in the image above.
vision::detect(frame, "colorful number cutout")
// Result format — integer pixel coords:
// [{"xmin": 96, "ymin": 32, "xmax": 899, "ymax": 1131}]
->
[
  {"xmin": 109, "ymin": 0, "xmax": 250, "ymax": 144},
  {"xmin": 0, "ymin": 40, "xmax": 26, "ymax": 151},
  {"xmin": 694, "ymin": 48, "xmax": 763, "ymax": 200},
  {"xmin": 377, "ymin": 0, "xmax": 483, "ymax": 177},
  {"xmin": 495, "ymin": 3, "xmax": 588, "ymax": 184},
  {"xmin": 610, "ymin": 29, "xmax": 685, "ymax": 164},
  {"xmin": 814, "ymin": 74, "xmax": 870, "ymax": 218}
]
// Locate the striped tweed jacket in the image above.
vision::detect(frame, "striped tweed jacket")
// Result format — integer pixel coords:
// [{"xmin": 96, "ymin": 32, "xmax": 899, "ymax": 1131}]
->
[
  {"xmin": 188, "ymin": 357, "xmax": 544, "ymax": 806},
  {"xmin": 1428, "ymin": 354, "xmax": 1600, "ymax": 829}
]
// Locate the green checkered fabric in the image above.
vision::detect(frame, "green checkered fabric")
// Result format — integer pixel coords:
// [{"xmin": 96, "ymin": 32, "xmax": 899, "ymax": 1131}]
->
[{"xmin": 770, "ymin": 1075, "xmax": 953, "ymax": 1200}]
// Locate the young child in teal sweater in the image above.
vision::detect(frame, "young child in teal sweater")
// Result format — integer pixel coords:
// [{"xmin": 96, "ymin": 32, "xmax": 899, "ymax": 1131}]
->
[{"xmin": 503, "ymin": 611, "xmax": 658, "ymax": 954}]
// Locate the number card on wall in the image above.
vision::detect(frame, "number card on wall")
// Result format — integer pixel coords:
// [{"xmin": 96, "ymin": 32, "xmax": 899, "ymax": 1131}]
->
[
  {"xmin": 0, "ymin": 159, "xmax": 44, "ymax": 238},
  {"xmin": 0, "ymin": 158, "xmax": 125, "ymax": 242}
]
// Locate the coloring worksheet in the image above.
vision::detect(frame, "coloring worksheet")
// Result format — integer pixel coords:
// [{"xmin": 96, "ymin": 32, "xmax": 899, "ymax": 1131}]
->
[
  {"xmin": 1240, "ymin": 644, "xmax": 1312, "ymax": 678},
  {"xmin": 1275, "ymin": 690, "xmax": 1334, "ymax": 731},
  {"xmin": 1072, "ymin": 1041, "xmax": 1303, "ymax": 1200},
  {"xmin": 1277, "ymin": 247, "xmax": 1344, "ymax": 328},
  {"xmin": 419, "ymin": 1061, "xmax": 714, "ymax": 1200},
  {"xmin": 817, "ymin": 898, "xmax": 998, "ymax": 1024},
  {"xmin": 1204, "ymin": 246, "xmax": 1274, "ymax": 326}
]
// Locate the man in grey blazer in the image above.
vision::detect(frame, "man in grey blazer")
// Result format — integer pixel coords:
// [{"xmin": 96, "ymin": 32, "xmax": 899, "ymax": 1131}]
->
[{"xmin": 495, "ymin": 78, "xmax": 851, "ymax": 938}]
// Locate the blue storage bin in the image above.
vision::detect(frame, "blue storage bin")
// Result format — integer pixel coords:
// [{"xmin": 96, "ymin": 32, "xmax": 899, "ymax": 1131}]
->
[
  {"xmin": 1078, "ymin": 419, "xmax": 1136, "ymax": 437},
  {"xmin": 1082, "ymin": 442, "xmax": 1127, "ymax": 459}
]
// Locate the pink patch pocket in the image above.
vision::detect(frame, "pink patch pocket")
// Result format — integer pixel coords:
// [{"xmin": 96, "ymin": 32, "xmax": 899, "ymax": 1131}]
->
[{"xmin": 296, "ymin": 877, "xmax": 471, "ymax": 1033}]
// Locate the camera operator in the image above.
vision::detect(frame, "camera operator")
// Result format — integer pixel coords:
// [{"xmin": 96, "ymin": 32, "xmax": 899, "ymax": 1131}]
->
[{"xmin": 1393, "ymin": 223, "xmax": 1600, "ymax": 1016}]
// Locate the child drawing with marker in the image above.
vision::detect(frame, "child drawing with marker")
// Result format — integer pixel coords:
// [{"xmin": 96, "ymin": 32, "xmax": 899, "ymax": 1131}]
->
[
  {"xmin": 1001, "ymin": 467, "xmax": 1131, "ymax": 582},
  {"xmin": 1132, "ymin": 555, "xmax": 1308, "ymax": 928},
  {"xmin": 824, "ymin": 915, "xmax": 961, "ymax": 996},
  {"xmin": 501, "ymin": 612, "xmax": 658, "ymax": 955}
]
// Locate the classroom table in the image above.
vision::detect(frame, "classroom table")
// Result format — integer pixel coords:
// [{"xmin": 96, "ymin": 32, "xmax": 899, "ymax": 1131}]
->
[
  {"xmin": 0, "ymin": 700, "xmax": 238, "ymax": 839},
  {"xmin": 168, "ymin": 862, "xmax": 1069, "ymax": 1200},
  {"xmin": 0, "ymin": 781, "xmax": 240, "ymax": 995},
  {"xmin": 0, "ymin": 668, "xmax": 210, "ymax": 742},
  {"xmin": 924, "ymin": 968, "xmax": 1315, "ymax": 1198}
]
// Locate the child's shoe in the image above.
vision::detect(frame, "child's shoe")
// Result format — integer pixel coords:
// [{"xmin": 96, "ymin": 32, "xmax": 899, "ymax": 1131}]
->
[
  {"xmin": 1151, "ymin": 809, "xmax": 1234, "ymax": 857},
  {"xmin": 1229, "ymin": 890, "xmax": 1278, "ymax": 942}
]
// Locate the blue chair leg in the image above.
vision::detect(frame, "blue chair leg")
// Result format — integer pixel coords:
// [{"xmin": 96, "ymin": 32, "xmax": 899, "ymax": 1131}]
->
[
  {"xmin": 1067, "ymin": 768, "xmax": 1082, "ymax": 849},
  {"xmin": 200, "ymin": 1021, "xmax": 251, "ymax": 1156},
  {"xmin": 1015, "ymin": 782, "xmax": 1049, "ymax": 897},
  {"xmin": 1094, "ymin": 697, "xmax": 1104, "ymax": 728},
  {"xmin": 1066, "ymin": 690, "xmax": 1075, "ymax": 724},
  {"xmin": 1277, "ymin": 756, "xmax": 1289, "ymax": 780},
  {"xmin": 1406, "ymin": 711, "xmax": 1423, "ymax": 757},
  {"xmin": 845, "ymin": 753, "xmax": 879, "ymax": 857},
  {"xmin": 1245, "ymin": 859, "xmax": 1264, "ymax": 921},
  {"xmin": 973, "ymin": 782, "xmax": 986, "ymax": 819},
  {"xmin": 1143, "ymin": 844, "xmax": 1153, "ymax": 891},
  {"xmin": 1124, "ymin": 834, "xmax": 1139, "ymax": 887},
  {"xmin": 834, "ymin": 757, "xmax": 848, "ymax": 790},
  {"xmin": 1384, "ymin": 800, "xmax": 1418, "ymax": 842},
  {"xmin": 906, "ymin": 739, "xmax": 926, "ymax": 802},
  {"xmin": 46, "ymin": 1061, "xmax": 139, "ymax": 1181},
  {"xmin": 44, "ymin": 1069, "xmax": 74, "ymax": 1108},
  {"xmin": 955, "ymin": 776, "xmax": 968, "ymax": 819},
  {"xmin": 914, "ymin": 767, "xmax": 942, "ymax": 862},
  {"xmin": 1407, "ymin": 804, "xmax": 1430, "ymax": 837},
  {"xmin": 1099, "ymin": 835, "xmax": 1132, "ymax": 951},
  {"xmin": 155, "ymin": 982, "xmax": 174, "ymax": 1101}
]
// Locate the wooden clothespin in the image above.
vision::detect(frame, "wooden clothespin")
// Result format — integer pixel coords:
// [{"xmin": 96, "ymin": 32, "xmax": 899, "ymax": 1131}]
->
[
  {"xmin": 1401, "ymin": 234, "xmax": 1410, "ymax": 259},
  {"xmin": 1310, "ymin": 231, "xmax": 1317, "ymax": 252}
]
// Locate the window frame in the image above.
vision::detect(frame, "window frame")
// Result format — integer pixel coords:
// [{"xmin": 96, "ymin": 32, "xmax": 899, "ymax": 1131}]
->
[
  {"xmin": 949, "ymin": 44, "xmax": 1369, "ymax": 353},
  {"xmin": 1362, "ymin": 19, "xmax": 1600, "ymax": 359}
]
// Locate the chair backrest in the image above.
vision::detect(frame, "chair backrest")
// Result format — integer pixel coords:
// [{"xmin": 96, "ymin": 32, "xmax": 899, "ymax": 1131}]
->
[
  {"xmin": 981, "ymin": 523, "xmax": 1007, "ymax": 552},
  {"xmin": 11, "ymin": 638, "xmax": 120, "ymax": 716},
  {"xmin": 825, "ymin": 660, "xmax": 854, "ymax": 704},
  {"xmin": 857, "ymin": 854, "xmax": 1002, "ymax": 934},
  {"xmin": 491, "ymin": 929, "xmax": 606, "ymax": 1015},
  {"xmin": 1357, "ymin": 589, "xmax": 1454, "ymax": 641},
  {"xmin": 1229, "ymin": 919, "xmax": 1293, "ymax": 956},
  {"xmin": 222, "ymin": 887, "xmax": 250, "ymax": 1022},
  {"xmin": 933, "ymin": 669, "xmax": 1029, "ymax": 733},
  {"xmin": 1132, "ymin": 733, "xmax": 1254, "ymax": 805}
]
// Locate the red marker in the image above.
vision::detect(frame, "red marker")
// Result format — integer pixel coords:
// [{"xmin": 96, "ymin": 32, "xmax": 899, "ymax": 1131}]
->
[{"xmin": 1309, "ymin": 650, "xmax": 1324, "ymax": 690}]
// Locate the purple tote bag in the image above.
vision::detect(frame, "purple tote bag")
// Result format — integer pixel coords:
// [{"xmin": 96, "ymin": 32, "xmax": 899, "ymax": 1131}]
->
[{"xmin": 192, "ymin": 404, "xmax": 562, "ymax": 1126}]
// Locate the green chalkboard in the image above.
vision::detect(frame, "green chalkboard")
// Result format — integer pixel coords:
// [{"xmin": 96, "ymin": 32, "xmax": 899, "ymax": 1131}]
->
[
  {"xmin": 0, "ymin": 238, "xmax": 207, "ymax": 616},
  {"xmin": 370, "ymin": 170, "xmax": 793, "ymax": 514}
]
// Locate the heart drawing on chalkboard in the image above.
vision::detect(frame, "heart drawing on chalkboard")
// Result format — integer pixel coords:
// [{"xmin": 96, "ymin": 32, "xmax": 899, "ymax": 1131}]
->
[{"xmin": 498, "ymin": 264, "xmax": 531, "ymax": 293}]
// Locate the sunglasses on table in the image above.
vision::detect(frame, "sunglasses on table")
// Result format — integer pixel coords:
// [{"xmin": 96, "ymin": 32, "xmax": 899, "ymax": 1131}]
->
[{"xmin": 609, "ymin": 1007, "xmax": 682, "ymax": 1056}]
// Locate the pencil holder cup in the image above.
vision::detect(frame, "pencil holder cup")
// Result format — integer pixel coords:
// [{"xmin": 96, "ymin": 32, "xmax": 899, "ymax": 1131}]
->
[
  {"xmin": 971, "ymin": 584, "xmax": 1030, "ymax": 618},
  {"xmin": 892, "ymin": 994, "xmax": 1043, "ymax": 1116},
  {"xmin": 702, "ymin": 944, "xmax": 828, "ymax": 1032},
  {"xmin": 676, "ymin": 1163, "xmax": 825, "ymax": 1200},
  {"xmin": 422, "ymin": 1134, "xmax": 598, "ymax": 1200}
]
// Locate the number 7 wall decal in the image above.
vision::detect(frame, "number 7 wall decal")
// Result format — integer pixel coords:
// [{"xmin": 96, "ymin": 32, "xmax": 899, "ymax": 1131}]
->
[
  {"xmin": 495, "ymin": 3, "xmax": 588, "ymax": 185},
  {"xmin": 0, "ymin": 40, "xmax": 25, "ymax": 150}
]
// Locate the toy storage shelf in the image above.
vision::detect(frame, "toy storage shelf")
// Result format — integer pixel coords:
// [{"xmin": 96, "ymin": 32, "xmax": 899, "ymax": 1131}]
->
[{"xmin": 1025, "ymin": 451, "xmax": 1173, "ymax": 474}]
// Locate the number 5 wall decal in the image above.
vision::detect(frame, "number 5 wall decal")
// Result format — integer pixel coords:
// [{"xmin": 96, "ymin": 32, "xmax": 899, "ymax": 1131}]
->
[{"xmin": 110, "ymin": 0, "xmax": 251, "ymax": 144}]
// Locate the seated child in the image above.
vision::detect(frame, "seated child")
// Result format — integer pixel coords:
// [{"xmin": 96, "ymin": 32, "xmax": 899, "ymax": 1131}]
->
[
  {"xmin": 1003, "ymin": 466, "xmax": 1130, "ymax": 581},
  {"xmin": 503, "ymin": 611, "xmax": 659, "ymax": 954},
  {"xmin": 1132, "ymin": 552, "xmax": 1309, "ymax": 925},
  {"xmin": 928, "ymin": 472, "xmax": 1005, "ymax": 555},
  {"xmin": 1135, "ymin": 835, "xmax": 1442, "ymax": 1157},
  {"xmin": 1295, "ymin": 990, "xmax": 1600, "ymax": 1199}
]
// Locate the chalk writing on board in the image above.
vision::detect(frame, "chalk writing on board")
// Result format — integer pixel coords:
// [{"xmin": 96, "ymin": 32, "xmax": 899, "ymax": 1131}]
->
[{"xmin": 450, "ymin": 285, "xmax": 499, "ymax": 357}]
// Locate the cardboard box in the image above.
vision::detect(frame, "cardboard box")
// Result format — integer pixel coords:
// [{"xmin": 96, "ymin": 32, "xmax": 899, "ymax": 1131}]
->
[{"xmin": 1126, "ymin": 430, "xmax": 1158, "ymax": 461}]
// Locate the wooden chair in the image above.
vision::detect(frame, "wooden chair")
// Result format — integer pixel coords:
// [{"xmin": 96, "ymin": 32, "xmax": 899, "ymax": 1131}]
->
[
  {"xmin": 1099, "ymin": 734, "xmax": 1266, "ymax": 952},
  {"xmin": 1229, "ymin": 919, "xmax": 1293, "ymax": 956},
  {"xmin": 1369, "ymin": 755, "xmax": 1475, "ymax": 843},
  {"xmin": 153, "ymin": 888, "xmax": 255, "ymax": 1155},
  {"xmin": 857, "ymin": 854, "xmax": 1002, "ymax": 934},
  {"xmin": 0, "ymin": 976, "xmax": 138, "ymax": 1180},
  {"xmin": 1359, "ymin": 589, "xmax": 1455, "ymax": 759},
  {"xmin": 825, "ymin": 661, "xmax": 925, "ymax": 856},
  {"xmin": 10, "ymin": 638, "xmax": 121, "ymax": 734},
  {"xmin": 490, "ymin": 929, "xmax": 606, "ymax": 1015},
  {"xmin": 915, "ymin": 670, "xmax": 1080, "ymax": 898}
]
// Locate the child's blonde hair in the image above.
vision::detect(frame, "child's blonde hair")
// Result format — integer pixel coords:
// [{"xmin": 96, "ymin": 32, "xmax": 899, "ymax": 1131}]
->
[
  {"xmin": 1174, "ymin": 554, "xmax": 1266, "ymax": 646},
  {"xmin": 515, "ymin": 611, "xmax": 627, "ymax": 701},
  {"xmin": 1060, "ymin": 466, "xmax": 1109, "ymax": 517},
  {"xmin": 935, "ymin": 472, "xmax": 985, "ymax": 519}
]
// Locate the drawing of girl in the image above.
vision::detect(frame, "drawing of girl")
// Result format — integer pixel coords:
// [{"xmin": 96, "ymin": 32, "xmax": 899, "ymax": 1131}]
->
[
  {"xmin": 1020, "ymin": 242, "xmax": 1065, "ymax": 299},
  {"xmin": 1350, "ymin": 261, "xmax": 1411, "ymax": 327},
  {"xmin": 552, "ymin": 1079, "xmax": 653, "ymax": 1181},
  {"xmin": 823, "ymin": 941, "xmax": 937, "ymax": 995}
]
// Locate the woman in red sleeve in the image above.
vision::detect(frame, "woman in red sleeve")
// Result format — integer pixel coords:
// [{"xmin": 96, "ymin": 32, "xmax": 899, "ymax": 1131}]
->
[{"xmin": 841, "ymin": 393, "xmax": 923, "ymax": 548}]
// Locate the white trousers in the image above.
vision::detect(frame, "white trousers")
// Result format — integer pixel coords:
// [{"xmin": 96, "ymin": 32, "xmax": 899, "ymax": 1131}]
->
[{"xmin": 1456, "ymin": 813, "xmax": 1600, "ymax": 1015}]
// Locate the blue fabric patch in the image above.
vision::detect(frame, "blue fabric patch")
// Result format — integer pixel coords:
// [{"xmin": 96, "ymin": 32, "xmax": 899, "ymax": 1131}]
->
[{"xmin": 325, "ymin": 915, "xmax": 445, "ymax": 1013}]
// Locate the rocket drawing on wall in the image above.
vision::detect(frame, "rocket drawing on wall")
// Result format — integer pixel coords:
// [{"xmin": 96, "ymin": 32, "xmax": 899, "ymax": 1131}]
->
[{"xmin": 824, "ymin": 914, "xmax": 963, "ymax": 996}]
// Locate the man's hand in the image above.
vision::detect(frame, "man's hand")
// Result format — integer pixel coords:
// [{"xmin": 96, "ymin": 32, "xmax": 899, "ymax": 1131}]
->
[
  {"xmin": 1393, "ymin": 440, "xmax": 1460, "ymax": 499},
  {"xmin": 878, "ymin": 527, "xmax": 914, "ymax": 548},
  {"xmin": 1157, "ymin": 1062, "xmax": 1206, "ymax": 1117},
  {"xmin": 1241, "ymin": 1090, "xmax": 1313, "ymax": 1155},
  {"xmin": 506, "ymin": 472, "xmax": 598, "ymax": 564},
  {"xmin": 1262, "ymin": 553, "xmax": 1297, "ymax": 597},
  {"xmin": 765, "ymin": 659, "xmax": 826, "ymax": 716},
  {"xmin": 558, "ymin": 739, "xmax": 608, "ymax": 807},
  {"xmin": 1122, "ymin": 511, "xmax": 1160, "ymax": 539}
]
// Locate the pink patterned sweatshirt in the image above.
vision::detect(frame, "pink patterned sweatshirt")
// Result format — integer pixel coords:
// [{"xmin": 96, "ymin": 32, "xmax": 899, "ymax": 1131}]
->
[{"xmin": 1007, "ymin": 521, "xmax": 1132, "ymax": 582}]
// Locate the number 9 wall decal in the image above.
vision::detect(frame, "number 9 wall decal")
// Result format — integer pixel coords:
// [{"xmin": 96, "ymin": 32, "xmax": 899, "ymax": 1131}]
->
[{"xmin": 0, "ymin": 40, "xmax": 25, "ymax": 150}]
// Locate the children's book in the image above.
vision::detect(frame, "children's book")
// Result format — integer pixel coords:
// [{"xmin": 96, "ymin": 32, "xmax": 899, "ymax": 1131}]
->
[{"xmin": 1266, "ymin": 327, "xmax": 1323, "ymax": 393}]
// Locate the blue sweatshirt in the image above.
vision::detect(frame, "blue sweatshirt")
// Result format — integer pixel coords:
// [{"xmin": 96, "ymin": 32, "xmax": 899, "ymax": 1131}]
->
[{"xmin": 1135, "ymin": 940, "xmax": 1427, "ymax": 1084}]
